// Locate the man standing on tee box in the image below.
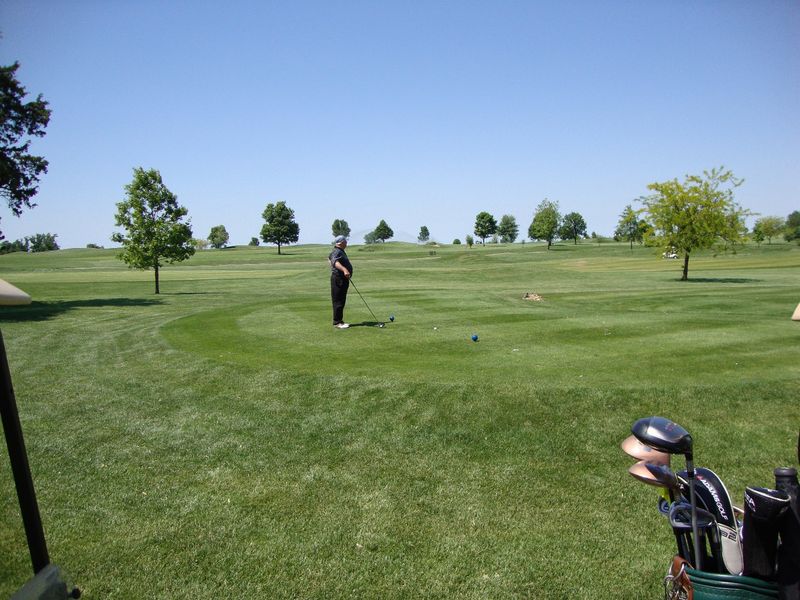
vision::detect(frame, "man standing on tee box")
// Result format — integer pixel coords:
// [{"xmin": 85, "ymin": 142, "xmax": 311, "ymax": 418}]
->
[{"xmin": 329, "ymin": 235, "xmax": 353, "ymax": 329}]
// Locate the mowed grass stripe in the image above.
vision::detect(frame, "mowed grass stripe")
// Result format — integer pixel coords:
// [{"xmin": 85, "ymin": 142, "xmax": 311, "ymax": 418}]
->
[{"xmin": 1, "ymin": 241, "xmax": 799, "ymax": 598}]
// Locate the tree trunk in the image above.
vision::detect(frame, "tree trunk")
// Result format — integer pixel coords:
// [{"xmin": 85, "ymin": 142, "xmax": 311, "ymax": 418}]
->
[
  {"xmin": 681, "ymin": 253, "xmax": 690, "ymax": 281},
  {"xmin": 277, "ymin": 243, "xmax": 282, "ymax": 255},
  {"xmin": 154, "ymin": 264, "xmax": 160, "ymax": 294}
]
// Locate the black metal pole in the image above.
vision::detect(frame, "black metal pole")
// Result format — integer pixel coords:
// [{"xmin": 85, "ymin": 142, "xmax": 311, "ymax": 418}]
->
[{"xmin": 0, "ymin": 329, "xmax": 50, "ymax": 574}]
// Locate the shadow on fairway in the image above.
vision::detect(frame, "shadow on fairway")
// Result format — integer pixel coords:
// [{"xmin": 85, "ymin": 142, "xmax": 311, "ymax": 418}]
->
[
  {"xmin": 681, "ymin": 278, "xmax": 762, "ymax": 284},
  {"xmin": 350, "ymin": 321, "xmax": 387, "ymax": 328},
  {"xmin": 0, "ymin": 298, "xmax": 163, "ymax": 323}
]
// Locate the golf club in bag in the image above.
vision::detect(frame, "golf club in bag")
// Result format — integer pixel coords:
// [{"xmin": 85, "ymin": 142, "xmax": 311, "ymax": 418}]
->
[
  {"xmin": 774, "ymin": 467, "xmax": 800, "ymax": 598},
  {"xmin": 742, "ymin": 486, "xmax": 790, "ymax": 581},
  {"xmin": 632, "ymin": 416, "xmax": 703, "ymax": 571},
  {"xmin": 348, "ymin": 279, "xmax": 385, "ymax": 327},
  {"xmin": 685, "ymin": 467, "xmax": 743, "ymax": 576}
]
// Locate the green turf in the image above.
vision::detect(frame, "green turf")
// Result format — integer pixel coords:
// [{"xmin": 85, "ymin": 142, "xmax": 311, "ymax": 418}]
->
[{"xmin": 1, "ymin": 241, "xmax": 799, "ymax": 598}]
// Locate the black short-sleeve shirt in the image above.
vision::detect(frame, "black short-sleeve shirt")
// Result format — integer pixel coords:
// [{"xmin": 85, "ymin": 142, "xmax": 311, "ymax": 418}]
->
[{"xmin": 329, "ymin": 248, "xmax": 353, "ymax": 276}]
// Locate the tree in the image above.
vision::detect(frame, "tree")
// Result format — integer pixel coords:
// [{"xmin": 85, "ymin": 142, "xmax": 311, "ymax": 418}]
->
[
  {"xmin": 1, "ymin": 63, "xmax": 52, "ymax": 240},
  {"xmin": 193, "ymin": 238, "xmax": 209, "ymax": 250},
  {"xmin": 497, "ymin": 214, "xmax": 519, "ymax": 243},
  {"xmin": 208, "ymin": 224, "xmax": 230, "ymax": 249},
  {"xmin": 418, "ymin": 225, "xmax": 430, "ymax": 243},
  {"xmin": 785, "ymin": 211, "xmax": 800, "ymax": 242},
  {"xmin": 332, "ymin": 219, "xmax": 350, "ymax": 238},
  {"xmin": 363, "ymin": 230, "xmax": 378, "ymax": 244},
  {"xmin": 248, "ymin": 237, "xmax": 260, "ymax": 246},
  {"xmin": 751, "ymin": 223, "xmax": 765, "ymax": 246},
  {"xmin": 0, "ymin": 238, "xmax": 27, "ymax": 254},
  {"xmin": 473, "ymin": 212, "xmax": 497, "ymax": 244},
  {"xmin": 528, "ymin": 199, "xmax": 561, "ymax": 249},
  {"xmin": 373, "ymin": 219, "xmax": 393, "ymax": 242},
  {"xmin": 752, "ymin": 216, "xmax": 784, "ymax": 245},
  {"xmin": 452, "ymin": 238, "xmax": 461, "ymax": 245},
  {"xmin": 559, "ymin": 212, "xmax": 587, "ymax": 245},
  {"xmin": 112, "ymin": 167, "xmax": 195, "ymax": 294},
  {"xmin": 615, "ymin": 205, "xmax": 644, "ymax": 249},
  {"xmin": 465, "ymin": 234, "xmax": 474, "ymax": 248},
  {"xmin": 26, "ymin": 232, "xmax": 58, "ymax": 252},
  {"xmin": 639, "ymin": 167, "xmax": 748, "ymax": 281},
  {"xmin": 260, "ymin": 201, "xmax": 299, "ymax": 254}
]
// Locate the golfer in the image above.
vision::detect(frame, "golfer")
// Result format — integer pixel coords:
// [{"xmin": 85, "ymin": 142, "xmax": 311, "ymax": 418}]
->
[{"xmin": 329, "ymin": 235, "xmax": 353, "ymax": 329}]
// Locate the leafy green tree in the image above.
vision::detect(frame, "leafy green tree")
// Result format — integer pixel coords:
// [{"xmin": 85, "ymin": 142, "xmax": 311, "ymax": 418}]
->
[
  {"xmin": 528, "ymin": 199, "xmax": 561, "ymax": 249},
  {"xmin": 193, "ymin": 238, "xmax": 209, "ymax": 250},
  {"xmin": 1, "ymin": 62, "xmax": 52, "ymax": 240},
  {"xmin": 751, "ymin": 223, "xmax": 765, "ymax": 246},
  {"xmin": 452, "ymin": 238, "xmax": 461, "ymax": 245},
  {"xmin": 373, "ymin": 219, "xmax": 394, "ymax": 242},
  {"xmin": 112, "ymin": 167, "xmax": 195, "ymax": 294},
  {"xmin": 615, "ymin": 205, "xmax": 644, "ymax": 249},
  {"xmin": 465, "ymin": 234, "xmax": 474, "ymax": 248},
  {"xmin": 86, "ymin": 243, "xmax": 103, "ymax": 249},
  {"xmin": 474, "ymin": 212, "xmax": 497, "ymax": 244},
  {"xmin": 332, "ymin": 219, "xmax": 350, "ymax": 238},
  {"xmin": 363, "ymin": 230, "xmax": 378, "ymax": 244},
  {"xmin": 26, "ymin": 232, "xmax": 58, "ymax": 252},
  {"xmin": 784, "ymin": 211, "xmax": 800, "ymax": 242},
  {"xmin": 639, "ymin": 167, "xmax": 749, "ymax": 281},
  {"xmin": 248, "ymin": 237, "xmax": 260, "ymax": 246},
  {"xmin": 261, "ymin": 201, "xmax": 299, "ymax": 254},
  {"xmin": 497, "ymin": 214, "xmax": 519, "ymax": 243},
  {"xmin": 418, "ymin": 225, "xmax": 430, "ymax": 243},
  {"xmin": 208, "ymin": 224, "xmax": 230, "ymax": 249},
  {"xmin": 559, "ymin": 212, "xmax": 587, "ymax": 245},
  {"xmin": 752, "ymin": 216, "xmax": 784, "ymax": 245},
  {"xmin": 0, "ymin": 238, "xmax": 27, "ymax": 254}
]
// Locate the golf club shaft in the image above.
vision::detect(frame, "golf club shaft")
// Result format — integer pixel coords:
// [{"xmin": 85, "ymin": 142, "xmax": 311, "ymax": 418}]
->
[
  {"xmin": 349, "ymin": 279, "xmax": 379, "ymax": 322},
  {"xmin": 687, "ymin": 459, "xmax": 703, "ymax": 570}
]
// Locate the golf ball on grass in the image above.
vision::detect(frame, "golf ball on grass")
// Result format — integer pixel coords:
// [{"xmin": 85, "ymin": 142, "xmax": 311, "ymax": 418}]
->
[{"xmin": 471, "ymin": 334, "xmax": 478, "ymax": 342}]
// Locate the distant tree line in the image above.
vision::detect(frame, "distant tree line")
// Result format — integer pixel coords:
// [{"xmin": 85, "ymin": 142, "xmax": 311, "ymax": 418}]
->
[{"xmin": 0, "ymin": 232, "xmax": 59, "ymax": 254}]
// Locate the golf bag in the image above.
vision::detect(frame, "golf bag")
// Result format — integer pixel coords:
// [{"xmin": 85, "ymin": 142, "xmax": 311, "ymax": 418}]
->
[{"xmin": 665, "ymin": 555, "xmax": 779, "ymax": 600}]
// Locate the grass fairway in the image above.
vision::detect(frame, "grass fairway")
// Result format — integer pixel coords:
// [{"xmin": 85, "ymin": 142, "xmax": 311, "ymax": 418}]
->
[{"xmin": 1, "ymin": 241, "xmax": 799, "ymax": 599}]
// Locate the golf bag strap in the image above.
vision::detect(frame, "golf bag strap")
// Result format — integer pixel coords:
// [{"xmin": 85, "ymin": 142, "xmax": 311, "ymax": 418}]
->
[{"xmin": 665, "ymin": 555, "xmax": 693, "ymax": 600}]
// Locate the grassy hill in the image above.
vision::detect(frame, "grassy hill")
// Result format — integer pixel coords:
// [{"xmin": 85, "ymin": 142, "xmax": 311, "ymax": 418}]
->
[{"xmin": 1, "ymin": 241, "xmax": 799, "ymax": 598}]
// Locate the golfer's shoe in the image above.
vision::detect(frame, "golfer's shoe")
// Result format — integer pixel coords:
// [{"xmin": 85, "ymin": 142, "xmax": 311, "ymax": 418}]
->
[{"xmin": 334, "ymin": 323, "xmax": 350, "ymax": 329}]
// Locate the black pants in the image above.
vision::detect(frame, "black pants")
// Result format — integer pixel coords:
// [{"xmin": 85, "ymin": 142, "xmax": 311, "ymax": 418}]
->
[{"xmin": 331, "ymin": 274, "xmax": 349, "ymax": 324}]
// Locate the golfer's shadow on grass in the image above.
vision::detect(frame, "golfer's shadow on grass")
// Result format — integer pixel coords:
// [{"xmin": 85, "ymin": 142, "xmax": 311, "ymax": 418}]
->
[
  {"xmin": 680, "ymin": 278, "xmax": 762, "ymax": 284},
  {"xmin": 350, "ymin": 321, "xmax": 386, "ymax": 328},
  {"xmin": 0, "ymin": 298, "xmax": 163, "ymax": 323}
]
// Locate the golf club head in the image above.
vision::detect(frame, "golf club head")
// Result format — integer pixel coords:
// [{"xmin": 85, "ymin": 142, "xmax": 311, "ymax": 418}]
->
[
  {"xmin": 631, "ymin": 416, "xmax": 693, "ymax": 458},
  {"xmin": 631, "ymin": 416, "xmax": 700, "ymax": 569},
  {"xmin": 678, "ymin": 466, "xmax": 743, "ymax": 575},
  {"xmin": 621, "ymin": 435, "xmax": 671, "ymax": 466},
  {"xmin": 628, "ymin": 461, "xmax": 680, "ymax": 491},
  {"xmin": 670, "ymin": 502, "xmax": 715, "ymax": 530},
  {"xmin": 669, "ymin": 502, "xmax": 725, "ymax": 572}
]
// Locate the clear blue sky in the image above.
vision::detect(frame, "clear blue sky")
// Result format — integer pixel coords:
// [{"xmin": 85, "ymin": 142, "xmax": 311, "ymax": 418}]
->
[{"xmin": 2, "ymin": 0, "xmax": 798, "ymax": 248}]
